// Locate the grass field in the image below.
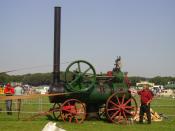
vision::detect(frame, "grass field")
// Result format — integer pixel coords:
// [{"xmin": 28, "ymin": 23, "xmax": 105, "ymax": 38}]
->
[{"xmin": 0, "ymin": 96, "xmax": 175, "ymax": 131}]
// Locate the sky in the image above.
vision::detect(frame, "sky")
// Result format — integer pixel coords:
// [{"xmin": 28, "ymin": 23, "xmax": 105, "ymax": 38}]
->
[{"xmin": 0, "ymin": 0, "xmax": 175, "ymax": 77}]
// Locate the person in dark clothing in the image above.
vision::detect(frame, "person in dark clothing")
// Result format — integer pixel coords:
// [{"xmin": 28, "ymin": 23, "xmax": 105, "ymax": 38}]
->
[
  {"xmin": 113, "ymin": 56, "xmax": 122, "ymax": 73},
  {"xmin": 138, "ymin": 84, "xmax": 154, "ymax": 124}
]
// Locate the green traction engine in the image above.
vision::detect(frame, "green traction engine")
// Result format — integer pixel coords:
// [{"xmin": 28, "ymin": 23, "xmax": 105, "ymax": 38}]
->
[{"xmin": 50, "ymin": 57, "xmax": 138, "ymax": 124}]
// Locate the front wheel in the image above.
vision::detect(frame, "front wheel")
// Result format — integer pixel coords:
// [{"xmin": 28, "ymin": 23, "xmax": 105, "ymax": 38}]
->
[{"xmin": 60, "ymin": 99, "xmax": 86, "ymax": 123}]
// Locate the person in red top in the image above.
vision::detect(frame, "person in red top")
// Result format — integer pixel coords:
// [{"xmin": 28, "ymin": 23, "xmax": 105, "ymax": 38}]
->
[
  {"xmin": 138, "ymin": 84, "xmax": 154, "ymax": 124},
  {"xmin": 4, "ymin": 83, "xmax": 14, "ymax": 115}
]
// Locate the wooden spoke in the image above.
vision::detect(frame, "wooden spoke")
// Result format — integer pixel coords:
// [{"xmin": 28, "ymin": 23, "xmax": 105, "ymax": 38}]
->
[
  {"xmin": 124, "ymin": 109, "xmax": 133, "ymax": 116},
  {"xmin": 69, "ymin": 116, "xmax": 73, "ymax": 123},
  {"xmin": 111, "ymin": 110, "xmax": 120, "ymax": 120},
  {"xmin": 125, "ymin": 106, "xmax": 135, "ymax": 109},
  {"xmin": 75, "ymin": 117, "xmax": 79, "ymax": 123},
  {"xmin": 107, "ymin": 107, "xmax": 120, "ymax": 111},
  {"xmin": 109, "ymin": 100, "xmax": 119, "ymax": 108},
  {"xmin": 121, "ymin": 94, "xmax": 125, "ymax": 104},
  {"xmin": 124, "ymin": 98, "xmax": 132, "ymax": 105},
  {"xmin": 116, "ymin": 96, "xmax": 121, "ymax": 105},
  {"xmin": 122, "ymin": 110, "xmax": 128, "ymax": 121},
  {"xmin": 117, "ymin": 112, "xmax": 122, "ymax": 123}
]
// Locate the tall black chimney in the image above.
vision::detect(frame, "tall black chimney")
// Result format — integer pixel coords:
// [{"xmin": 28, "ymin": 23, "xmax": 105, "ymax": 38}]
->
[
  {"xmin": 53, "ymin": 7, "xmax": 61, "ymax": 84},
  {"xmin": 49, "ymin": 7, "xmax": 64, "ymax": 103}
]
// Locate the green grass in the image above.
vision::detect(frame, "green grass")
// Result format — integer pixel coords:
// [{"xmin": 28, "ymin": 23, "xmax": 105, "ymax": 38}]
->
[
  {"xmin": 0, "ymin": 119, "xmax": 175, "ymax": 131},
  {"xmin": 0, "ymin": 96, "xmax": 175, "ymax": 131}
]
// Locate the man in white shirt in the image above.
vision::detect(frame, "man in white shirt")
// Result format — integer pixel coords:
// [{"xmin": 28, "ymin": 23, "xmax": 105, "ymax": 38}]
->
[{"xmin": 14, "ymin": 84, "xmax": 24, "ymax": 111}]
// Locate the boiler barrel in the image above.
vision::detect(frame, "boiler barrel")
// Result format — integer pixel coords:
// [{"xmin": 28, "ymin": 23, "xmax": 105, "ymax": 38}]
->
[{"xmin": 86, "ymin": 83, "xmax": 129, "ymax": 104}]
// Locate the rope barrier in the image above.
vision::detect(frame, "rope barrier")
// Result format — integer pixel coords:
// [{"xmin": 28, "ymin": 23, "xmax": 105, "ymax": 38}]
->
[{"xmin": 0, "ymin": 92, "xmax": 72, "ymax": 101}]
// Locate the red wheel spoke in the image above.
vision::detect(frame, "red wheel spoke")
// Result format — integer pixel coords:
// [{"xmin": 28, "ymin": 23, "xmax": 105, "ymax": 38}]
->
[
  {"xmin": 62, "ymin": 107, "xmax": 70, "ymax": 112},
  {"xmin": 74, "ymin": 104, "xmax": 78, "ymax": 113},
  {"xmin": 122, "ymin": 110, "xmax": 128, "ymax": 121},
  {"xmin": 124, "ymin": 98, "xmax": 132, "ymax": 105},
  {"xmin": 111, "ymin": 110, "xmax": 120, "ymax": 120},
  {"xmin": 116, "ymin": 96, "xmax": 121, "ymax": 105},
  {"xmin": 107, "ymin": 107, "xmax": 119, "ymax": 111},
  {"xmin": 75, "ymin": 117, "xmax": 79, "ymax": 123},
  {"xmin": 62, "ymin": 114, "xmax": 66, "ymax": 121},
  {"xmin": 125, "ymin": 106, "xmax": 135, "ymax": 109},
  {"xmin": 122, "ymin": 94, "xmax": 125, "ymax": 104},
  {"xmin": 62, "ymin": 109, "xmax": 71, "ymax": 113},
  {"xmin": 124, "ymin": 109, "xmax": 133, "ymax": 116},
  {"xmin": 69, "ymin": 116, "xmax": 72, "ymax": 123},
  {"xmin": 62, "ymin": 109, "xmax": 73, "ymax": 114},
  {"xmin": 109, "ymin": 100, "xmax": 120, "ymax": 108},
  {"xmin": 118, "ymin": 112, "xmax": 122, "ymax": 122}
]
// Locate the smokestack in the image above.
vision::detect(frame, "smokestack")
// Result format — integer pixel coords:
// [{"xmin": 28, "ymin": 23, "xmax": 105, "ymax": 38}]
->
[
  {"xmin": 49, "ymin": 7, "xmax": 64, "ymax": 103},
  {"xmin": 53, "ymin": 7, "xmax": 61, "ymax": 84}
]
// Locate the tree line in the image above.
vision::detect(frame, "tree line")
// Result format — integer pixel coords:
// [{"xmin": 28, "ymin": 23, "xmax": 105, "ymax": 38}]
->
[
  {"xmin": 129, "ymin": 76, "xmax": 175, "ymax": 87},
  {"xmin": 0, "ymin": 72, "xmax": 175, "ymax": 87}
]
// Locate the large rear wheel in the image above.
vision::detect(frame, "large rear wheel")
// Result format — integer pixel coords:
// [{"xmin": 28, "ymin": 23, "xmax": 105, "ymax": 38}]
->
[{"xmin": 106, "ymin": 92, "xmax": 137, "ymax": 124}]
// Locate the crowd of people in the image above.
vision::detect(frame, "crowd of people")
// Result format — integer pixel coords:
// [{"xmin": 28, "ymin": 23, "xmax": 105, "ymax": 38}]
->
[{"xmin": 3, "ymin": 83, "xmax": 24, "ymax": 115}]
